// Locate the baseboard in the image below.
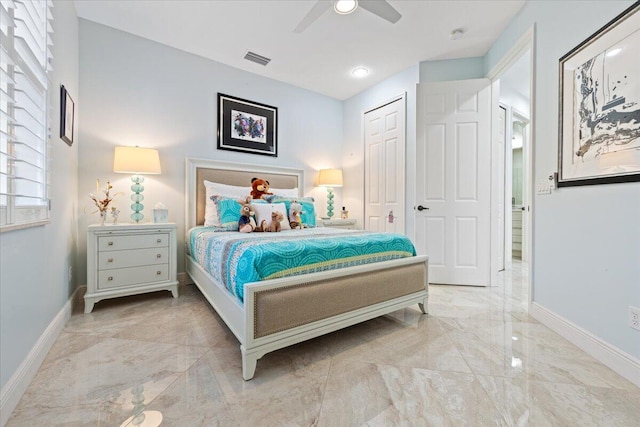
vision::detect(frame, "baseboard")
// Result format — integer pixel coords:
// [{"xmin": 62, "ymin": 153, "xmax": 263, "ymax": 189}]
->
[
  {"xmin": 530, "ymin": 302, "xmax": 640, "ymax": 387},
  {"xmin": 0, "ymin": 287, "xmax": 79, "ymax": 426}
]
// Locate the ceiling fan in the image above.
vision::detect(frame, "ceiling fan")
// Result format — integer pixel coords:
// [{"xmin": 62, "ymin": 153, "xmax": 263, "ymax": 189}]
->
[{"xmin": 294, "ymin": 0, "xmax": 402, "ymax": 33}]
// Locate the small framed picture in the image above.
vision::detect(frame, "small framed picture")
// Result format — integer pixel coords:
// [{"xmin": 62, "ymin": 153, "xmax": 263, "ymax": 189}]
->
[
  {"xmin": 217, "ymin": 93, "xmax": 277, "ymax": 157},
  {"xmin": 60, "ymin": 85, "xmax": 75, "ymax": 146},
  {"xmin": 558, "ymin": 3, "xmax": 640, "ymax": 187}
]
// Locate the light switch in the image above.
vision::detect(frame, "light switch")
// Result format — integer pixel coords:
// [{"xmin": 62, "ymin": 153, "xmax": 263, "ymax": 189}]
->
[{"xmin": 536, "ymin": 182, "xmax": 551, "ymax": 195}]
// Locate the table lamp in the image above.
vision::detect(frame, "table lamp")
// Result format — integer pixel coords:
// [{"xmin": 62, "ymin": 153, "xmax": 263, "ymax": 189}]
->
[
  {"xmin": 318, "ymin": 168, "xmax": 343, "ymax": 219},
  {"xmin": 113, "ymin": 146, "xmax": 161, "ymax": 223}
]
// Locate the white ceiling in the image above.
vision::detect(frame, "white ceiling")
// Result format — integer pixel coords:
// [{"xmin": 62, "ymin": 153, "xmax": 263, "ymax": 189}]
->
[{"xmin": 74, "ymin": 0, "xmax": 525, "ymax": 100}]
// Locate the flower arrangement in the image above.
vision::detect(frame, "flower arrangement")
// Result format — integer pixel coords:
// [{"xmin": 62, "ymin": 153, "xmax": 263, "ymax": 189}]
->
[
  {"xmin": 89, "ymin": 179, "xmax": 116, "ymax": 212},
  {"xmin": 89, "ymin": 179, "xmax": 122, "ymax": 224}
]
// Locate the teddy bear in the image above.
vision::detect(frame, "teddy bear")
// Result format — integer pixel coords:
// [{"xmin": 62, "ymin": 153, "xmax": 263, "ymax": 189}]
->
[
  {"xmin": 288, "ymin": 200, "xmax": 303, "ymax": 229},
  {"xmin": 250, "ymin": 177, "xmax": 273, "ymax": 200},
  {"xmin": 237, "ymin": 196, "xmax": 257, "ymax": 233},
  {"xmin": 266, "ymin": 211, "xmax": 284, "ymax": 232}
]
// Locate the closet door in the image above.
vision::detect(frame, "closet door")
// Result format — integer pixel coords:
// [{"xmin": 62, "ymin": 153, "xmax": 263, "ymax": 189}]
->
[{"xmin": 364, "ymin": 97, "xmax": 406, "ymax": 233}]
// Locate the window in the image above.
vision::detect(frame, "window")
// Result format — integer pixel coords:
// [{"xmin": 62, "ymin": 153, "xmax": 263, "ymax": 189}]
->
[{"xmin": 0, "ymin": 0, "xmax": 53, "ymax": 230}]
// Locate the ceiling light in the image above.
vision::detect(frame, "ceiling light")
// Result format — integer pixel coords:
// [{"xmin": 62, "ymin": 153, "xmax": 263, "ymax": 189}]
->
[
  {"xmin": 606, "ymin": 47, "xmax": 622, "ymax": 57},
  {"xmin": 352, "ymin": 67, "xmax": 369, "ymax": 78},
  {"xmin": 335, "ymin": 0, "xmax": 358, "ymax": 15},
  {"xmin": 450, "ymin": 29, "xmax": 464, "ymax": 41}
]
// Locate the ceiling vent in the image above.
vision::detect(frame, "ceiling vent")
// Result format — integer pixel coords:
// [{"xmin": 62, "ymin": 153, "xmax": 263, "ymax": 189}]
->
[{"xmin": 244, "ymin": 51, "xmax": 271, "ymax": 66}]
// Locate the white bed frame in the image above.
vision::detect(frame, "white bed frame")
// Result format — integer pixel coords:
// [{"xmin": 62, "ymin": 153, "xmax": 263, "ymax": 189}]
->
[{"xmin": 185, "ymin": 158, "xmax": 429, "ymax": 380}]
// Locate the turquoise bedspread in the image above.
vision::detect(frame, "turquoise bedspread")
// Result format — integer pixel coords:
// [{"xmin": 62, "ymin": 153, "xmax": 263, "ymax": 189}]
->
[{"xmin": 189, "ymin": 227, "xmax": 416, "ymax": 303}]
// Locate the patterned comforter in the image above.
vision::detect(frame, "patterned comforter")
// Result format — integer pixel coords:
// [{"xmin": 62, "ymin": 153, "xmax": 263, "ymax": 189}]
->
[{"xmin": 189, "ymin": 227, "xmax": 416, "ymax": 303}]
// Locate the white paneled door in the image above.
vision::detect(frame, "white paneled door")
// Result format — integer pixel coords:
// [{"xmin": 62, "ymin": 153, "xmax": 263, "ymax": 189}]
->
[
  {"xmin": 415, "ymin": 79, "xmax": 491, "ymax": 286},
  {"xmin": 364, "ymin": 97, "xmax": 405, "ymax": 233}
]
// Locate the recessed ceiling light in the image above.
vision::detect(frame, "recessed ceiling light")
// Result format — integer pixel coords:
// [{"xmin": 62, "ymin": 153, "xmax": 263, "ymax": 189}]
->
[
  {"xmin": 352, "ymin": 67, "xmax": 369, "ymax": 78},
  {"xmin": 606, "ymin": 47, "xmax": 622, "ymax": 57},
  {"xmin": 335, "ymin": 0, "xmax": 358, "ymax": 15},
  {"xmin": 450, "ymin": 28, "xmax": 464, "ymax": 41}
]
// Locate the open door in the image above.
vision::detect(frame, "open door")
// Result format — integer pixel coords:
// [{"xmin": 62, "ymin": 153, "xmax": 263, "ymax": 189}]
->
[{"xmin": 415, "ymin": 79, "xmax": 491, "ymax": 286}]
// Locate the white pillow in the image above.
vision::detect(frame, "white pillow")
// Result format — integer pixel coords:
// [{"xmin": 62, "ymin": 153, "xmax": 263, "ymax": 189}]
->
[
  {"xmin": 251, "ymin": 202, "xmax": 291, "ymax": 230},
  {"xmin": 204, "ymin": 180, "xmax": 251, "ymax": 226},
  {"xmin": 270, "ymin": 187, "xmax": 299, "ymax": 198}
]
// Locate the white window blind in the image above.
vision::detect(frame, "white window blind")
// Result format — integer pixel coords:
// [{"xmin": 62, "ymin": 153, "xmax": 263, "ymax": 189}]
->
[{"xmin": 0, "ymin": 0, "xmax": 53, "ymax": 230}]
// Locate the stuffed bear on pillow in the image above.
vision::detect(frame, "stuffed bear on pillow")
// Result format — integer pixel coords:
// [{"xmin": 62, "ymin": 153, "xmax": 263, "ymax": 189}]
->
[{"xmin": 250, "ymin": 177, "xmax": 273, "ymax": 200}]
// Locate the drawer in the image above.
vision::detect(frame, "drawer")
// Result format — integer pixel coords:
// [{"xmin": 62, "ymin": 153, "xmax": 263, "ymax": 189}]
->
[
  {"xmin": 98, "ymin": 265, "xmax": 169, "ymax": 290},
  {"xmin": 98, "ymin": 233, "xmax": 169, "ymax": 251},
  {"xmin": 98, "ymin": 247, "xmax": 169, "ymax": 270}
]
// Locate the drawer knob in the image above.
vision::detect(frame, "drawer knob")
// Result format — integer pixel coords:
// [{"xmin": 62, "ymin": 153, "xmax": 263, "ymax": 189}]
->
[
  {"xmin": 107, "ymin": 276, "xmax": 113, "ymax": 281},
  {"xmin": 156, "ymin": 254, "xmax": 162, "ymax": 259},
  {"xmin": 156, "ymin": 271, "xmax": 162, "ymax": 275},
  {"xmin": 156, "ymin": 238, "xmax": 162, "ymax": 243},
  {"xmin": 108, "ymin": 241, "xmax": 114, "ymax": 246},
  {"xmin": 107, "ymin": 258, "xmax": 114, "ymax": 263}
]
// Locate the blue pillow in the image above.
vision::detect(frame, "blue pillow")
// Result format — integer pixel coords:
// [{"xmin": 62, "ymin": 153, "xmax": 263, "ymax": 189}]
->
[
  {"xmin": 210, "ymin": 195, "xmax": 241, "ymax": 229},
  {"xmin": 270, "ymin": 196, "xmax": 316, "ymax": 227}
]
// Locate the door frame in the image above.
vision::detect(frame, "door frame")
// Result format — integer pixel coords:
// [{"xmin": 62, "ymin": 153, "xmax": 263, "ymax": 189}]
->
[
  {"xmin": 511, "ymin": 108, "xmax": 531, "ymax": 262},
  {"xmin": 362, "ymin": 92, "xmax": 407, "ymax": 234},
  {"xmin": 487, "ymin": 25, "xmax": 535, "ymax": 303}
]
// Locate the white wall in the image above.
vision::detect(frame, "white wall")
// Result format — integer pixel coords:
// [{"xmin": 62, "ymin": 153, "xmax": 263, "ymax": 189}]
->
[
  {"xmin": 485, "ymin": 0, "xmax": 640, "ymax": 359},
  {"xmin": 419, "ymin": 57, "xmax": 484, "ymax": 83},
  {"xmin": 76, "ymin": 21, "xmax": 344, "ymax": 285},
  {"xmin": 0, "ymin": 0, "xmax": 79, "ymax": 390},
  {"xmin": 342, "ymin": 65, "xmax": 419, "ymax": 237}
]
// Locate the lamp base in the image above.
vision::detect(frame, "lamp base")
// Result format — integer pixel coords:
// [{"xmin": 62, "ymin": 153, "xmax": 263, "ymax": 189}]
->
[
  {"xmin": 326, "ymin": 187, "xmax": 335, "ymax": 218},
  {"xmin": 130, "ymin": 175, "xmax": 145, "ymax": 223}
]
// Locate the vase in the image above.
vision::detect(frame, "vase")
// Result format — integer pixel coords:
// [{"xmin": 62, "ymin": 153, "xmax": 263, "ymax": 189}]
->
[{"xmin": 99, "ymin": 210, "xmax": 107, "ymax": 226}]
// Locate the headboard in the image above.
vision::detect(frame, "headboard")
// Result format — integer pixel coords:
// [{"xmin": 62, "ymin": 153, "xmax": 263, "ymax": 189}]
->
[{"xmin": 186, "ymin": 158, "xmax": 304, "ymax": 228}]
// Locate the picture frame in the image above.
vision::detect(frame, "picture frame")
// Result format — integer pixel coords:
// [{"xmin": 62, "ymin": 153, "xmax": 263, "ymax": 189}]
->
[
  {"xmin": 217, "ymin": 93, "xmax": 277, "ymax": 157},
  {"xmin": 558, "ymin": 2, "xmax": 640, "ymax": 187},
  {"xmin": 60, "ymin": 85, "xmax": 75, "ymax": 146}
]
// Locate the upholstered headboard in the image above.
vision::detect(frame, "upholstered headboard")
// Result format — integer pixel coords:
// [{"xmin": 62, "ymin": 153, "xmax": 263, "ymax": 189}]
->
[{"xmin": 186, "ymin": 159, "xmax": 304, "ymax": 228}]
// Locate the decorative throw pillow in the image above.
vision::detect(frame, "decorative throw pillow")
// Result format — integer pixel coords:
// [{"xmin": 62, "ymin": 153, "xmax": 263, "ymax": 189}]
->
[
  {"xmin": 203, "ymin": 180, "xmax": 251, "ymax": 226},
  {"xmin": 251, "ymin": 202, "xmax": 292, "ymax": 230},
  {"xmin": 210, "ymin": 195, "xmax": 242, "ymax": 229},
  {"xmin": 270, "ymin": 196, "xmax": 317, "ymax": 227}
]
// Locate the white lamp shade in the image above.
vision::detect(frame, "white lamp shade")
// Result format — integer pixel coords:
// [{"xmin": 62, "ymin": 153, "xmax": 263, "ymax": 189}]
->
[
  {"xmin": 318, "ymin": 168, "xmax": 343, "ymax": 187},
  {"xmin": 113, "ymin": 146, "xmax": 161, "ymax": 174}
]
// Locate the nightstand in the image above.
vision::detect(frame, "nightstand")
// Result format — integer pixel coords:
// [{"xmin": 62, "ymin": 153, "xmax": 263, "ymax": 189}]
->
[
  {"xmin": 85, "ymin": 223, "xmax": 179, "ymax": 313},
  {"xmin": 320, "ymin": 219, "xmax": 357, "ymax": 229}
]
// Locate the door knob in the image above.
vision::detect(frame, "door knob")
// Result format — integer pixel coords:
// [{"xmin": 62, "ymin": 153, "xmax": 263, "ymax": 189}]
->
[{"xmin": 416, "ymin": 205, "xmax": 429, "ymax": 211}]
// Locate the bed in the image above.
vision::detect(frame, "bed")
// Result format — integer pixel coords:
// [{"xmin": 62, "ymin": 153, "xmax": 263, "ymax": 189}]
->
[{"xmin": 185, "ymin": 158, "xmax": 429, "ymax": 380}]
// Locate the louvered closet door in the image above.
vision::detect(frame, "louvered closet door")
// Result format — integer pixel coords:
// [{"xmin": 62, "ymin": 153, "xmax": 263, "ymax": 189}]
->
[{"xmin": 364, "ymin": 98, "xmax": 405, "ymax": 234}]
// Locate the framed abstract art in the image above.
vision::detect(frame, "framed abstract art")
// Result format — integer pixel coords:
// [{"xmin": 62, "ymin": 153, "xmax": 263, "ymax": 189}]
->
[
  {"xmin": 217, "ymin": 93, "xmax": 278, "ymax": 157},
  {"xmin": 558, "ymin": 2, "xmax": 640, "ymax": 187}
]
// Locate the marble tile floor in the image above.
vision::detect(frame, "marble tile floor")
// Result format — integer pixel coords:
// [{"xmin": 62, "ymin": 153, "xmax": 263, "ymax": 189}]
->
[{"xmin": 7, "ymin": 260, "xmax": 640, "ymax": 426}]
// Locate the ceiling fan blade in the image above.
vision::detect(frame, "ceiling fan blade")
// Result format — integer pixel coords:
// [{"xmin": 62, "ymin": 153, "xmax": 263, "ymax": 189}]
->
[
  {"xmin": 294, "ymin": 1, "xmax": 332, "ymax": 33},
  {"xmin": 359, "ymin": 0, "xmax": 402, "ymax": 24}
]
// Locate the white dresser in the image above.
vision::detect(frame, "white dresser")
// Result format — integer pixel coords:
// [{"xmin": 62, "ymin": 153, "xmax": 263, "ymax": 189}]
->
[{"xmin": 85, "ymin": 223, "xmax": 179, "ymax": 313}]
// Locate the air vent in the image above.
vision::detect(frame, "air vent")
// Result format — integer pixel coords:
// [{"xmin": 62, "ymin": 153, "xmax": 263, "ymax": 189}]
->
[{"xmin": 244, "ymin": 51, "xmax": 271, "ymax": 66}]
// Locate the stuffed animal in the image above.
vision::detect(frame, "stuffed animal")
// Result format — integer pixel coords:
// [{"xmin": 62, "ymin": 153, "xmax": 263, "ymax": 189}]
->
[
  {"xmin": 289, "ymin": 200, "xmax": 303, "ymax": 229},
  {"xmin": 237, "ymin": 196, "xmax": 257, "ymax": 233},
  {"xmin": 266, "ymin": 211, "xmax": 284, "ymax": 232},
  {"xmin": 250, "ymin": 177, "xmax": 273, "ymax": 200}
]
